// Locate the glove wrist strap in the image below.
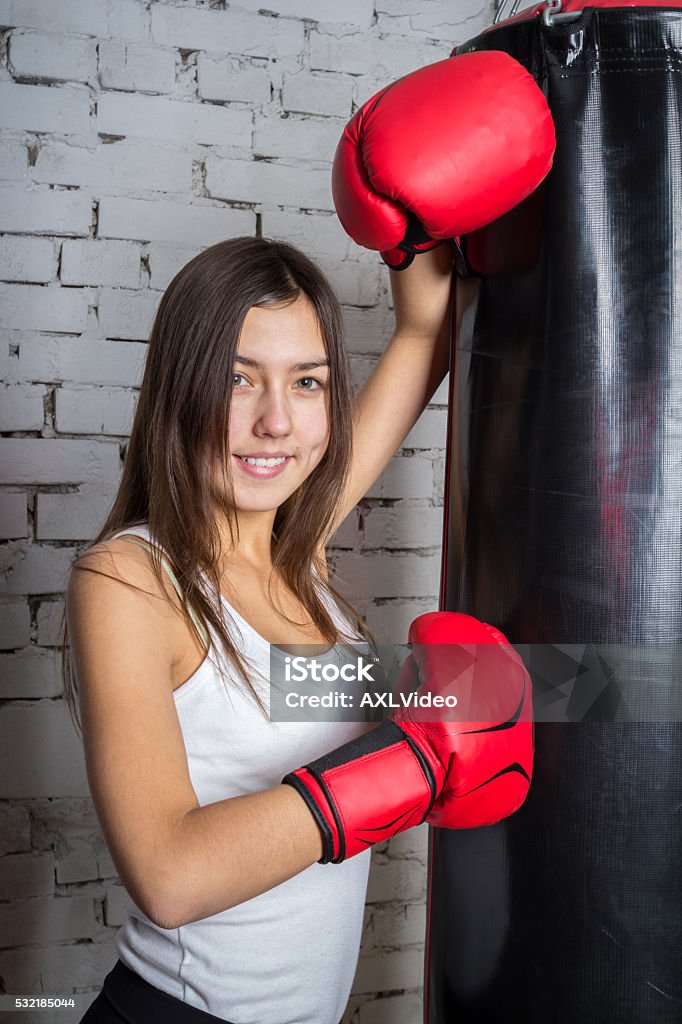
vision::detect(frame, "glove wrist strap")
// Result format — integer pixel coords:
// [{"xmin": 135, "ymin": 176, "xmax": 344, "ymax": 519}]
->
[{"xmin": 283, "ymin": 720, "xmax": 439, "ymax": 863}]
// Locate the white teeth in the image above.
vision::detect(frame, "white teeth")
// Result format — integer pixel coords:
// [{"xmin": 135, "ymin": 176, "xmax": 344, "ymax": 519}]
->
[{"xmin": 238, "ymin": 456, "xmax": 287, "ymax": 467}]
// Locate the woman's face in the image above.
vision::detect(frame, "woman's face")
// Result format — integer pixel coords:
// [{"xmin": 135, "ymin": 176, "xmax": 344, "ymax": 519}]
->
[{"xmin": 226, "ymin": 294, "xmax": 331, "ymax": 516}]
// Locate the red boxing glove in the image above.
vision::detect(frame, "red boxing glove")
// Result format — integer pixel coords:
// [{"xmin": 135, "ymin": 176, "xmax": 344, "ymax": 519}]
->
[
  {"xmin": 282, "ymin": 612, "xmax": 533, "ymax": 863},
  {"xmin": 395, "ymin": 611, "xmax": 534, "ymax": 830},
  {"xmin": 332, "ymin": 51, "xmax": 556, "ymax": 269}
]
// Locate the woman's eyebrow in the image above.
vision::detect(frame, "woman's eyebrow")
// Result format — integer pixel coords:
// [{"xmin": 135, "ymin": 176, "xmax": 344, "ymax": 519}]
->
[{"xmin": 235, "ymin": 355, "xmax": 330, "ymax": 371}]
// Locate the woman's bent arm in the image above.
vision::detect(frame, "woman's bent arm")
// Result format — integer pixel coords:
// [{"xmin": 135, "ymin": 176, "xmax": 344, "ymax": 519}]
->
[
  {"xmin": 329, "ymin": 244, "xmax": 480, "ymax": 532},
  {"xmin": 68, "ymin": 541, "xmax": 324, "ymax": 932},
  {"xmin": 171, "ymin": 786, "xmax": 323, "ymax": 928}
]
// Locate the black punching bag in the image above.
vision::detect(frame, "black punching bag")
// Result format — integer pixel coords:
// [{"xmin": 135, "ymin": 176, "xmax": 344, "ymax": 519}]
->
[{"xmin": 429, "ymin": 4, "xmax": 682, "ymax": 1022}]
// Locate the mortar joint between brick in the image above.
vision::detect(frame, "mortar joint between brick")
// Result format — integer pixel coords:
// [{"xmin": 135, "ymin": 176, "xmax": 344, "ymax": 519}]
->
[
  {"xmin": 1, "ymin": 429, "xmax": 44, "ymax": 439},
  {"xmin": 90, "ymin": 199, "xmax": 99, "ymax": 240},
  {"xmin": 191, "ymin": 158, "xmax": 208, "ymax": 198},
  {"xmin": 43, "ymin": 387, "xmax": 55, "ymax": 434},
  {"xmin": 33, "ymin": 484, "xmax": 80, "ymax": 494},
  {"xmin": 176, "ymin": 51, "xmax": 199, "ymax": 101},
  {"xmin": 140, "ymin": 253, "xmax": 151, "ymax": 287}
]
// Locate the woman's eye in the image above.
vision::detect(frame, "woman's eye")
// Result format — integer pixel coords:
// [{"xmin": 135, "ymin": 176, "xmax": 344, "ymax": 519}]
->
[
  {"xmin": 296, "ymin": 377, "xmax": 322, "ymax": 391},
  {"xmin": 232, "ymin": 373, "xmax": 247, "ymax": 388}
]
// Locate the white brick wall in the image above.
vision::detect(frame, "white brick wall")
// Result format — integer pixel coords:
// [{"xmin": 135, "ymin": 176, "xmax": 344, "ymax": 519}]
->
[
  {"xmin": 0, "ymin": 491, "xmax": 28, "ymax": 539},
  {"xmin": 60, "ymin": 240, "xmax": 141, "ymax": 288},
  {"xmin": 8, "ymin": 31, "xmax": 97, "ymax": 84},
  {"xmin": 0, "ymin": 184, "xmax": 93, "ymax": 235},
  {"xmin": 0, "ymin": 81, "xmax": 92, "ymax": 135},
  {"xmin": 98, "ymin": 40, "xmax": 176, "ymax": 94},
  {"xmin": 0, "ymin": 2, "xmax": 495, "ymax": 1021},
  {"xmin": 33, "ymin": 139, "xmax": 193, "ymax": 194},
  {"xmin": 0, "ymin": 236, "xmax": 56, "ymax": 281}
]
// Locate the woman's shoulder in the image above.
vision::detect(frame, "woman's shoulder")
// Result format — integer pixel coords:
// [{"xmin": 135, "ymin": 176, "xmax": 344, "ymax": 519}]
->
[
  {"xmin": 75, "ymin": 524, "xmax": 159, "ymax": 580},
  {"xmin": 67, "ymin": 526, "xmax": 209, "ymax": 694},
  {"xmin": 67, "ymin": 525, "xmax": 184, "ymax": 628}
]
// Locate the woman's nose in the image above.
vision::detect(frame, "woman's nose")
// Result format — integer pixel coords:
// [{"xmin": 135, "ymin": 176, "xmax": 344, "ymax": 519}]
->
[{"xmin": 254, "ymin": 387, "xmax": 293, "ymax": 437}]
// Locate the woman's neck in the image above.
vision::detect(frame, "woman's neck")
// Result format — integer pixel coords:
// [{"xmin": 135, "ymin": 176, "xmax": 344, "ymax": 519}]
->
[{"xmin": 215, "ymin": 508, "xmax": 277, "ymax": 574}]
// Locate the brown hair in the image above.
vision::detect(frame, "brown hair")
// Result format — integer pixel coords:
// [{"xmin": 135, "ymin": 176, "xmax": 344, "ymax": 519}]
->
[{"xmin": 60, "ymin": 236, "xmax": 373, "ymax": 735}]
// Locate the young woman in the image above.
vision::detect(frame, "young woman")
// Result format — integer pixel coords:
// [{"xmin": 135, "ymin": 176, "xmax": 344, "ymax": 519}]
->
[{"xmin": 64, "ymin": 234, "xmax": 459, "ymax": 1024}]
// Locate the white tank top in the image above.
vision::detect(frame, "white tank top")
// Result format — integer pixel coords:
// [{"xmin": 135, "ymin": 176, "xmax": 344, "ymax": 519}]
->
[{"xmin": 109, "ymin": 524, "xmax": 372, "ymax": 1024}]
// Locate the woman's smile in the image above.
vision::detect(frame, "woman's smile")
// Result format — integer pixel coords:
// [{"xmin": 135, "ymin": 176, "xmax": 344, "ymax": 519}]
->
[{"xmin": 233, "ymin": 452, "xmax": 294, "ymax": 478}]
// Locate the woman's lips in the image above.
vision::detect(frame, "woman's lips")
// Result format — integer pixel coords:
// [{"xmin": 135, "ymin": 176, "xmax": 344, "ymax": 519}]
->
[{"xmin": 233, "ymin": 454, "xmax": 292, "ymax": 479}]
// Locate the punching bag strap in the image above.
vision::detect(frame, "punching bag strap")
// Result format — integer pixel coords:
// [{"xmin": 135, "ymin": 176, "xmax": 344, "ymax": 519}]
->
[
  {"xmin": 543, "ymin": 1, "xmax": 584, "ymax": 27},
  {"xmin": 494, "ymin": 1, "xmax": 584, "ymax": 28}
]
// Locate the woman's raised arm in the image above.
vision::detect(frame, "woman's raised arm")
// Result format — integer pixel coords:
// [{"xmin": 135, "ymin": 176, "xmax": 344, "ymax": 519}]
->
[{"xmin": 329, "ymin": 245, "xmax": 479, "ymax": 534}]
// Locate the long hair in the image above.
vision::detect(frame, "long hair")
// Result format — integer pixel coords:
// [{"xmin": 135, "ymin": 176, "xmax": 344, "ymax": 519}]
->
[{"xmin": 60, "ymin": 236, "xmax": 373, "ymax": 735}]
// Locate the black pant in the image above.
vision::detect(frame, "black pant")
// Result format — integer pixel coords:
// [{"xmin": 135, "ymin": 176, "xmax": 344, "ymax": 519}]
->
[
  {"xmin": 81, "ymin": 958, "xmax": 345, "ymax": 1024},
  {"xmin": 79, "ymin": 959, "xmax": 236, "ymax": 1023}
]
